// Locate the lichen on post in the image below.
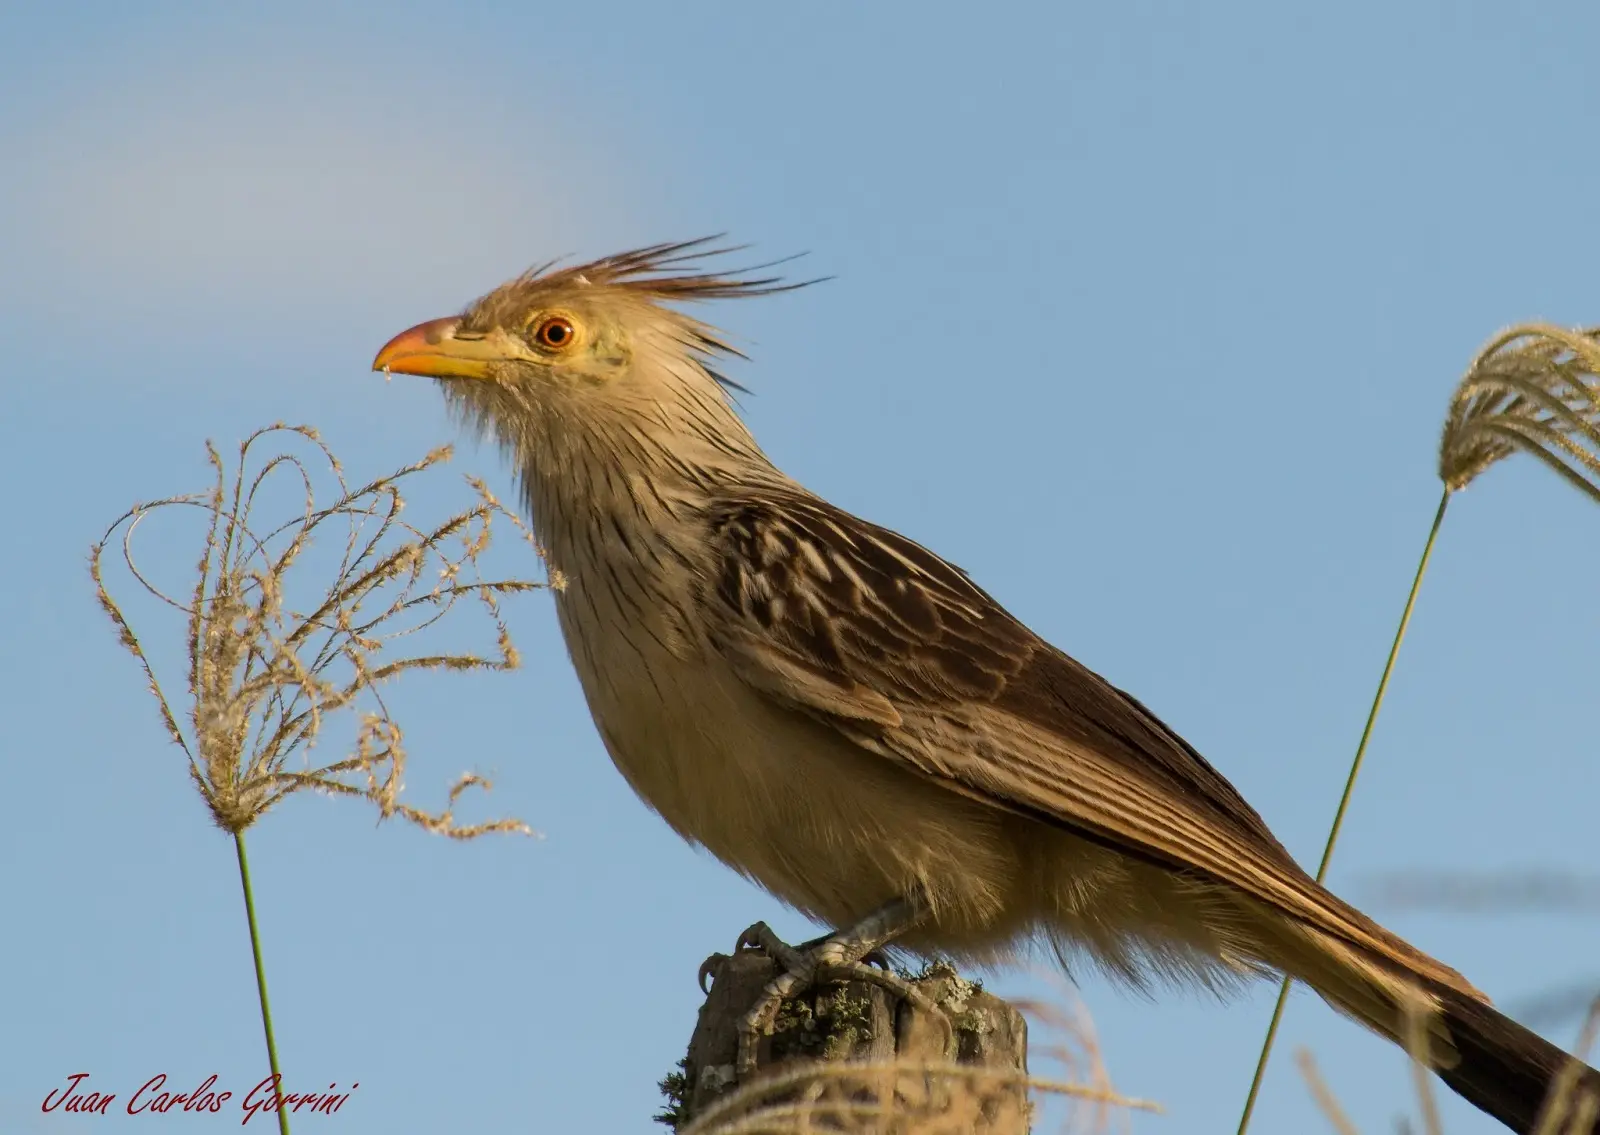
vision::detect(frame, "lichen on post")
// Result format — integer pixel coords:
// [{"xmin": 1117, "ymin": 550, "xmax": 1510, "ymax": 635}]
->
[{"xmin": 661, "ymin": 947, "xmax": 1030, "ymax": 1134}]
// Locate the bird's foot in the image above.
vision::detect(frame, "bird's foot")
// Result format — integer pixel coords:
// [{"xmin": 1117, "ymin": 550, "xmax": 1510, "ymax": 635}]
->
[
  {"xmin": 789, "ymin": 928, "xmax": 894, "ymax": 972},
  {"xmin": 735, "ymin": 922, "xmax": 891, "ymax": 975},
  {"xmin": 728, "ymin": 912, "xmax": 951, "ymax": 1081},
  {"xmin": 697, "ymin": 926, "xmax": 887, "ymax": 996}
]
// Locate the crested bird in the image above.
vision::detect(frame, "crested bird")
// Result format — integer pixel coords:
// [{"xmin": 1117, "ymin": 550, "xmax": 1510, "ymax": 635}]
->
[{"xmin": 373, "ymin": 239, "xmax": 1598, "ymax": 1133}]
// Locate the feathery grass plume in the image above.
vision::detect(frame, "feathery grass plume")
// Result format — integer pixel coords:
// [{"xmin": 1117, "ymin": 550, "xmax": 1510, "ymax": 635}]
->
[
  {"xmin": 90, "ymin": 423, "xmax": 551, "ymax": 1134},
  {"xmin": 684, "ymin": 992, "xmax": 1159, "ymax": 1135},
  {"xmin": 1238, "ymin": 323, "xmax": 1600, "ymax": 1135},
  {"xmin": 1440, "ymin": 325, "xmax": 1600, "ymax": 497},
  {"xmin": 90, "ymin": 422, "xmax": 550, "ymax": 837}
]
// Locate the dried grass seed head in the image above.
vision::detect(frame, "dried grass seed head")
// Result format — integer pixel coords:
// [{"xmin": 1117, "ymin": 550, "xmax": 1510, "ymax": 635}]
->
[
  {"xmin": 91, "ymin": 423, "xmax": 547, "ymax": 837},
  {"xmin": 1440, "ymin": 324, "xmax": 1600, "ymax": 498}
]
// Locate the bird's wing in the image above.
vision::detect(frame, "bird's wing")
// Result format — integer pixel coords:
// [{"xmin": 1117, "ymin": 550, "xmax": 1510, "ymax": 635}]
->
[{"xmin": 697, "ymin": 487, "xmax": 1421, "ymax": 969}]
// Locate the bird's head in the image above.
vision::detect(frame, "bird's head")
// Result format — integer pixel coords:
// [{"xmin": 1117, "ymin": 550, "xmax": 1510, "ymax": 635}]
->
[
  {"xmin": 373, "ymin": 237, "xmax": 800, "ymax": 406},
  {"xmin": 371, "ymin": 239, "xmax": 805, "ymax": 526}
]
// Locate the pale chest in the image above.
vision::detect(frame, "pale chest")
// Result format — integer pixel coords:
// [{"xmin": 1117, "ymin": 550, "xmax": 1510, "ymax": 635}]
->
[{"xmin": 550, "ymin": 564, "xmax": 809, "ymax": 850}]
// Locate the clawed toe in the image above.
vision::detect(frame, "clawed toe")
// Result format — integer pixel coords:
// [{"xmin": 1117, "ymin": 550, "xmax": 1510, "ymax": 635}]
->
[
  {"xmin": 723, "ymin": 897, "xmax": 931, "ymax": 1082},
  {"xmin": 734, "ymin": 921, "xmax": 807, "ymax": 973},
  {"xmin": 729, "ymin": 940, "xmax": 953, "ymax": 1081},
  {"xmin": 697, "ymin": 952, "xmax": 730, "ymax": 994},
  {"xmin": 733, "ymin": 926, "xmax": 814, "ymax": 1079}
]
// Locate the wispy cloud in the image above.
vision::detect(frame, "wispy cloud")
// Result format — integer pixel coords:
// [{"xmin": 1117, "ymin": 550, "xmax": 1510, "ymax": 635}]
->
[{"xmin": 0, "ymin": 48, "xmax": 642, "ymax": 328}]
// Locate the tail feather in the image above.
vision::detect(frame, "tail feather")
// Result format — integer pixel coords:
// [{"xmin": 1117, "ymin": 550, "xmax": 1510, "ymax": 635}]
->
[
  {"xmin": 1282, "ymin": 923, "xmax": 1599, "ymax": 1132},
  {"xmin": 1431, "ymin": 985, "xmax": 1600, "ymax": 1135}
]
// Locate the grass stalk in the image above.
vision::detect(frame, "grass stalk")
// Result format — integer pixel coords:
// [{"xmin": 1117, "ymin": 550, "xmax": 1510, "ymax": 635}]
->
[
  {"xmin": 1235, "ymin": 487, "xmax": 1451, "ymax": 1135},
  {"xmin": 235, "ymin": 832, "xmax": 291, "ymax": 1135},
  {"xmin": 93, "ymin": 428, "xmax": 547, "ymax": 1135}
]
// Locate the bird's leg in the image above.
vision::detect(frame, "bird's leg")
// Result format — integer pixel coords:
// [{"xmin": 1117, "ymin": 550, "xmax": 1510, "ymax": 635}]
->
[
  {"xmin": 787, "ymin": 929, "xmax": 893, "ymax": 971},
  {"xmin": 731, "ymin": 893, "xmax": 953, "ymax": 1079}
]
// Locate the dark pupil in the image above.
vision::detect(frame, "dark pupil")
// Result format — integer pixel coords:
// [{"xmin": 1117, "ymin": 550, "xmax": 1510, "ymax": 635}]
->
[{"xmin": 544, "ymin": 322, "xmax": 567, "ymax": 344}]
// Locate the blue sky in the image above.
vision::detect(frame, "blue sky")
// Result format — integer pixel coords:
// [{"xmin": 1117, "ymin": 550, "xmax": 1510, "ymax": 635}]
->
[{"xmin": 3, "ymin": 2, "xmax": 1598, "ymax": 1131}]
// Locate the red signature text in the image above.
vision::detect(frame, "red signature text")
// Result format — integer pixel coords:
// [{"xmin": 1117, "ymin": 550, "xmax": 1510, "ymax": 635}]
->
[
  {"xmin": 242, "ymin": 1076, "xmax": 358, "ymax": 1125},
  {"xmin": 42, "ymin": 1073, "xmax": 115, "ymax": 1116},
  {"xmin": 129, "ymin": 1073, "xmax": 233, "ymax": 1114},
  {"xmin": 41, "ymin": 1072, "xmax": 358, "ymax": 1123}
]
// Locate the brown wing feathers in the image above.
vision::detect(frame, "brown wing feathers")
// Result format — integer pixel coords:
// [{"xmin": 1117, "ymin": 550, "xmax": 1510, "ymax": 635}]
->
[
  {"xmin": 701, "ymin": 488, "xmax": 1472, "ymax": 985},
  {"xmin": 707, "ymin": 489, "xmax": 1289, "ymax": 851}
]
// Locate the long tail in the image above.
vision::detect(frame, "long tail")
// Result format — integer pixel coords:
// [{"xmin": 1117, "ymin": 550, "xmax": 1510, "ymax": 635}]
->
[
  {"xmin": 1427, "ymin": 984, "xmax": 1600, "ymax": 1135},
  {"xmin": 1258, "ymin": 912, "xmax": 1600, "ymax": 1133}
]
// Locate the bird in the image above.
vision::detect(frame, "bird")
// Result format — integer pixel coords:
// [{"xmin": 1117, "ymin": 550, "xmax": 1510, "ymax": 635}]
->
[{"xmin": 372, "ymin": 239, "xmax": 1599, "ymax": 1133}]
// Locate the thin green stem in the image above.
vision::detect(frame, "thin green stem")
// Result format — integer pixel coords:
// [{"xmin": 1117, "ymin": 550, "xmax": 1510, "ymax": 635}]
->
[
  {"xmin": 1235, "ymin": 488, "xmax": 1451, "ymax": 1135},
  {"xmin": 235, "ymin": 831, "xmax": 291, "ymax": 1135}
]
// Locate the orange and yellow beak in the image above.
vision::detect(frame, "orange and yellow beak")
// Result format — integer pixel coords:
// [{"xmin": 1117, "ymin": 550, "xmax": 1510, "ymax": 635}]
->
[{"xmin": 372, "ymin": 317, "xmax": 504, "ymax": 380}]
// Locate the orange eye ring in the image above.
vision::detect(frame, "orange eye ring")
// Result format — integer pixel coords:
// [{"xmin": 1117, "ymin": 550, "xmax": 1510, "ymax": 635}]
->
[{"xmin": 533, "ymin": 315, "xmax": 576, "ymax": 351}]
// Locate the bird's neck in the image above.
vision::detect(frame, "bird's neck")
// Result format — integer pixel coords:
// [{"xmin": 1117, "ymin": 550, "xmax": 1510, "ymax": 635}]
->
[{"xmin": 507, "ymin": 386, "xmax": 782, "ymax": 586}]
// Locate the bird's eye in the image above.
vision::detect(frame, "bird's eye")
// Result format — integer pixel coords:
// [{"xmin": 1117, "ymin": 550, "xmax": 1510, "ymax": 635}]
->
[{"xmin": 533, "ymin": 315, "xmax": 576, "ymax": 351}]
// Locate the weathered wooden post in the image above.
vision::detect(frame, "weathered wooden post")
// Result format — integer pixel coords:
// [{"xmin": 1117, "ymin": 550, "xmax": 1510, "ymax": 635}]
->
[{"xmin": 658, "ymin": 946, "xmax": 1030, "ymax": 1133}]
